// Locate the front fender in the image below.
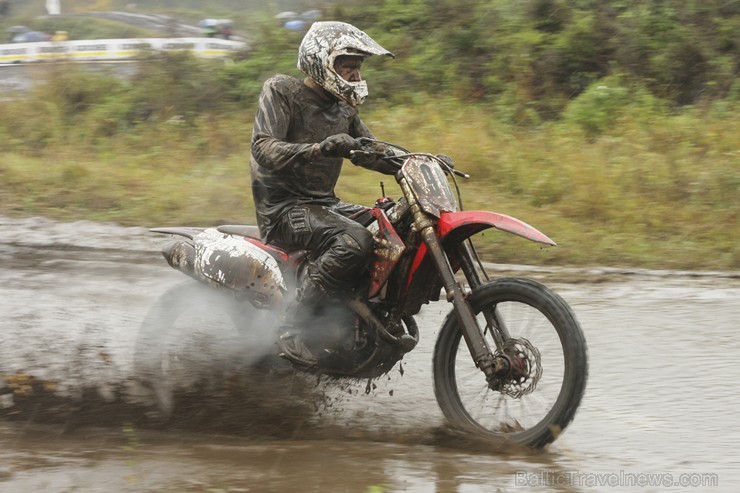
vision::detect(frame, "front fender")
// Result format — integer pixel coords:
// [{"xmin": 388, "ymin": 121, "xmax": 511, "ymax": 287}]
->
[
  {"xmin": 402, "ymin": 211, "xmax": 555, "ymax": 306},
  {"xmin": 437, "ymin": 210, "xmax": 556, "ymax": 246}
]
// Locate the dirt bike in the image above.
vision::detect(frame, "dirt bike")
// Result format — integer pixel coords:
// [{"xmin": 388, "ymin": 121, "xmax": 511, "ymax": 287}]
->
[{"xmin": 135, "ymin": 139, "xmax": 588, "ymax": 448}]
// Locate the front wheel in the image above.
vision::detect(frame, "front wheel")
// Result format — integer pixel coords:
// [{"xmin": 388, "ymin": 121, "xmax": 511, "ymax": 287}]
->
[{"xmin": 433, "ymin": 278, "xmax": 588, "ymax": 448}]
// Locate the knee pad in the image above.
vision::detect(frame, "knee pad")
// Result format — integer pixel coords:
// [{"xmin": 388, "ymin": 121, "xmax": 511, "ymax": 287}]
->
[
  {"xmin": 339, "ymin": 227, "xmax": 374, "ymax": 258},
  {"xmin": 315, "ymin": 229, "xmax": 374, "ymax": 290}
]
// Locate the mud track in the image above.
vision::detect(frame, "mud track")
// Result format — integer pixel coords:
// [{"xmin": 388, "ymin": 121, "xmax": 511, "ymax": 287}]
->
[{"xmin": 0, "ymin": 216, "xmax": 737, "ymax": 492}]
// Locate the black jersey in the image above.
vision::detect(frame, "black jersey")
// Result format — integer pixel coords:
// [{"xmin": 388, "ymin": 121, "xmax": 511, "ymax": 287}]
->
[{"xmin": 250, "ymin": 75, "xmax": 377, "ymax": 242}]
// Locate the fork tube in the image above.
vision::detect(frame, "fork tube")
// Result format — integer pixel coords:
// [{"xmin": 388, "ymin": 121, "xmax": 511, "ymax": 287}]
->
[
  {"xmin": 457, "ymin": 242, "xmax": 482, "ymax": 289},
  {"xmin": 456, "ymin": 242, "xmax": 509, "ymax": 348},
  {"xmin": 399, "ymin": 178, "xmax": 496, "ymax": 377}
]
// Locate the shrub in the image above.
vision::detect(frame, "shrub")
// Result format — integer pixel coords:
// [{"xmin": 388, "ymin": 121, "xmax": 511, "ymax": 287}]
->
[{"xmin": 562, "ymin": 77, "xmax": 630, "ymax": 137}]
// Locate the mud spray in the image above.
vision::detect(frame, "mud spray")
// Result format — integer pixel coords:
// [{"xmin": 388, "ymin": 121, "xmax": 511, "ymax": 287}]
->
[
  {"xmin": 0, "ymin": 284, "xmax": 394, "ymax": 440},
  {"xmin": 0, "ymin": 216, "xmax": 408, "ymax": 441}
]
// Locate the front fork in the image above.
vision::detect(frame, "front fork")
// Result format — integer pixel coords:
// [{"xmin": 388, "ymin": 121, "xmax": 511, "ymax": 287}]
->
[
  {"xmin": 456, "ymin": 242, "xmax": 511, "ymax": 347},
  {"xmin": 401, "ymin": 180, "xmax": 507, "ymax": 382}
]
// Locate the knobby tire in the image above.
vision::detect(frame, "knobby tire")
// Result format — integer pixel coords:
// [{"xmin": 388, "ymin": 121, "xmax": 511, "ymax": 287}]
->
[{"xmin": 433, "ymin": 277, "xmax": 588, "ymax": 448}]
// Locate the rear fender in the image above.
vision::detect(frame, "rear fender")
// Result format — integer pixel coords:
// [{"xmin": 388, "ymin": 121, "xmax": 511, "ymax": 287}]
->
[
  {"xmin": 153, "ymin": 227, "xmax": 286, "ymax": 308},
  {"xmin": 151, "ymin": 227, "xmax": 202, "ymax": 276},
  {"xmin": 150, "ymin": 227, "xmax": 205, "ymax": 240},
  {"xmin": 194, "ymin": 229, "xmax": 286, "ymax": 308}
]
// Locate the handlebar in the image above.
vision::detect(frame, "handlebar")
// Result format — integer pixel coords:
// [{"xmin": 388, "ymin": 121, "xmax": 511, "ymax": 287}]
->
[{"xmin": 350, "ymin": 138, "xmax": 470, "ymax": 179}]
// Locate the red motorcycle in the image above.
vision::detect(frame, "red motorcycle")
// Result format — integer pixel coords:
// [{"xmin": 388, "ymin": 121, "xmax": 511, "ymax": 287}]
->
[{"xmin": 135, "ymin": 140, "xmax": 587, "ymax": 448}]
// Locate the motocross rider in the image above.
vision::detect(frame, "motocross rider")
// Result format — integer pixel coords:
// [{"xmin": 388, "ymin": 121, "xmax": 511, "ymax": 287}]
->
[{"xmin": 250, "ymin": 21, "xmax": 396, "ymax": 365}]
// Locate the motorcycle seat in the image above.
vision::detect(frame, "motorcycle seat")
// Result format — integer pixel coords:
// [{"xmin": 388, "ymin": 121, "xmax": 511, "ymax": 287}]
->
[
  {"xmin": 217, "ymin": 224, "xmax": 262, "ymax": 240},
  {"xmin": 217, "ymin": 224, "xmax": 308, "ymax": 264}
]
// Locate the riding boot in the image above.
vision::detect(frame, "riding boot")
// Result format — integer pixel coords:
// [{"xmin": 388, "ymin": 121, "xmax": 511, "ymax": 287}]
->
[{"xmin": 277, "ymin": 265, "xmax": 330, "ymax": 366}]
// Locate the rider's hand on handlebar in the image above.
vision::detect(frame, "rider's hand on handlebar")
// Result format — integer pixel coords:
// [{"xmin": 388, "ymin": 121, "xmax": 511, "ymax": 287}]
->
[
  {"xmin": 349, "ymin": 151, "xmax": 377, "ymax": 166},
  {"xmin": 319, "ymin": 134, "xmax": 361, "ymax": 158},
  {"xmin": 436, "ymin": 154, "xmax": 455, "ymax": 171},
  {"xmin": 348, "ymin": 140, "xmax": 390, "ymax": 166}
]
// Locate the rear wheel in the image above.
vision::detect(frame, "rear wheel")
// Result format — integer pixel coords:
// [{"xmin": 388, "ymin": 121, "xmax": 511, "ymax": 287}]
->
[
  {"xmin": 433, "ymin": 278, "xmax": 588, "ymax": 448},
  {"xmin": 134, "ymin": 281, "xmax": 278, "ymax": 417}
]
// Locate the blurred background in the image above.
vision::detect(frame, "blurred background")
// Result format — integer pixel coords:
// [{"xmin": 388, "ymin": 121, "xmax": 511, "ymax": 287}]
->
[{"xmin": 1, "ymin": 0, "xmax": 738, "ymax": 270}]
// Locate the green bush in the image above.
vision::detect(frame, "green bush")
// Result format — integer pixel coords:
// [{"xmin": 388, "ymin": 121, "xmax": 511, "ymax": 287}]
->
[
  {"xmin": 562, "ymin": 77, "xmax": 630, "ymax": 137},
  {"xmin": 334, "ymin": 0, "xmax": 739, "ymax": 116},
  {"xmin": 127, "ymin": 52, "xmax": 233, "ymax": 121}
]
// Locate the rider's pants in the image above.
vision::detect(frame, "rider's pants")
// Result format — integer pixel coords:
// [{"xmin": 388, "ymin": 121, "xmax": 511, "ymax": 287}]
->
[{"xmin": 270, "ymin": 203, "xmax": 373, "ymax": 302}]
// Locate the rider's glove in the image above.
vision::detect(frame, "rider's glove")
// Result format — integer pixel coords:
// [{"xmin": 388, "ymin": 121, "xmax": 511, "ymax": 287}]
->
[
  {"xmin": 435, "ymin": 154, "xmax": 455, "ymax": 171},
  {"xmin": 349, "ymin": 141, "xmax": 388, "ymax": 167},
  {"xmin": 319, "ymin": 134, "xmax": 361, "ymax": 158},
  {"xmin": 349, "ymin": 150, "xmax": 379, "ymax": 167}
]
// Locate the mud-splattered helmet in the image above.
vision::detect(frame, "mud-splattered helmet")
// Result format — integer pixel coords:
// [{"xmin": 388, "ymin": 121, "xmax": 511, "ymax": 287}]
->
[{"xmin": 298, "ymin": 21, "xmax": 394, "ymax": 107}]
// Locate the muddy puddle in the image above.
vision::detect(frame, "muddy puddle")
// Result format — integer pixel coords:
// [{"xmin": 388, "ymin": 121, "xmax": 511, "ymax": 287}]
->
[{"xmin": 0, "ymin": 216, "xmax": 737, "ymax": 492}]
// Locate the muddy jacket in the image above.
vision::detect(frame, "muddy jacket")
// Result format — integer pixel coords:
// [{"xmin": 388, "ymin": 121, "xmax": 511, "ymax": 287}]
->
[{"xmin": 250, "ymin": 75, "xmax": 395, "ymax": 242}]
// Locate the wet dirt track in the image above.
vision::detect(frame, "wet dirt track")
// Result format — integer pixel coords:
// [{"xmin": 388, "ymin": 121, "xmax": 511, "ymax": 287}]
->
[{"xmin": 1, "ymin": 216, "xmax": 738, "ymax": 492}]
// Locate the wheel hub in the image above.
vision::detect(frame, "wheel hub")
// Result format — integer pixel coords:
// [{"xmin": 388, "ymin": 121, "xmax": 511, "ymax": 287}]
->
[{"xmin": 488, "ymin": 338, "xmax": 543, "ymax": 398}]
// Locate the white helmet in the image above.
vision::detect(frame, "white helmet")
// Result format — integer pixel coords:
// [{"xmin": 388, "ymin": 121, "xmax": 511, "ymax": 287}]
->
[{"xmin": 298, "ymin": 21, "xmax": 394, "ymax": 107}]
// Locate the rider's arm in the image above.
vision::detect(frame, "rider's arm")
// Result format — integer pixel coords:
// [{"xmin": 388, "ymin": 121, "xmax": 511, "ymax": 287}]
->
[
  {"xmin": 349, "ymin": 116, "xmax": 398, "ymax": 175},
  {"xmin": 251, "ymin": 78, "xmax": 317, "ymax": 171}
]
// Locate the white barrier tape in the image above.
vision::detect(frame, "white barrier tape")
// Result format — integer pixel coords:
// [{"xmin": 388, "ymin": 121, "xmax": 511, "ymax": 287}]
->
[{"xmin": 0, "ymin": 38, "xmax": 245, "ymax": 63}]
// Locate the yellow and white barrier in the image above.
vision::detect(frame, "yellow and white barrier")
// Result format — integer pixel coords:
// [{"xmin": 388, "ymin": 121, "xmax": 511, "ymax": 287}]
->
[{"xmin": 0, "ymin": 38, "xmax": 245, "ymax": 64}]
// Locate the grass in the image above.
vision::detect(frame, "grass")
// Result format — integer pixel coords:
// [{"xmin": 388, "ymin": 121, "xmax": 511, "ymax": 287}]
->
[
  {"xmin": 0, "ymin": 75, "xmax": 737, "ymax": 271},
  {"xmin": 339, "ymin": 100, "xmax": 740, "ymax": 270}
]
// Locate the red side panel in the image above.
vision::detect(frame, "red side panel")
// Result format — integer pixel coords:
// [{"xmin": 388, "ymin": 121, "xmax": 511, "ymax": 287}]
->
[
  {"xmin": 368, "ymin": 209, "xmax": 406, "ymax": 298},
  {"xmin": 437, "ymin": 211, "xmax": 556, "ymax": 246}
]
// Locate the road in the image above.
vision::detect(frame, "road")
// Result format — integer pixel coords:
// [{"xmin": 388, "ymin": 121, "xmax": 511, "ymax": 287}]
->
[
  {"xmin": 0, "ymin": 11, "xmax": 243, "ymax": 96},
  {"xmin": 0, "ymin": 215, "xmax": 737, "ymax": 492},
  {"xmin": 38, "ymin": 11, "xmax": 202, "ymax": 37}
]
